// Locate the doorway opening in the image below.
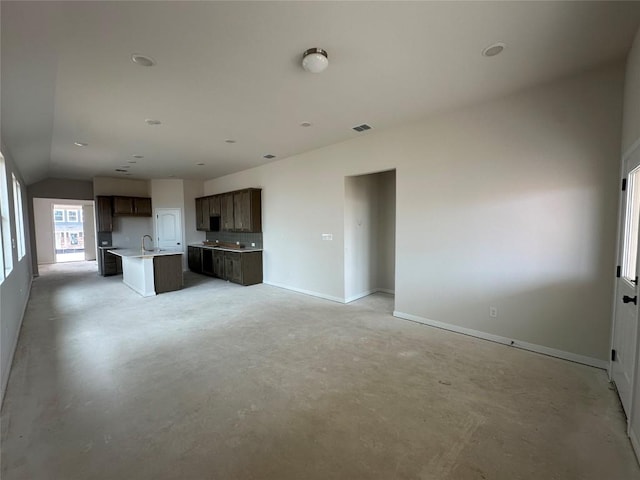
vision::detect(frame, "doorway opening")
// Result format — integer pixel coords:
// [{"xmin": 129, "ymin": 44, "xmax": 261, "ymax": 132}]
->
[
  {"xmin": 344, "ymin": 169, "xmax": 396, "ymax": 306},
  {"xmin": 53, "ymin": 204, "xmax": 86, "ymax": 262},
  {"xmin": 33, "ymin": 198, "xmax": 96, "ymax": 267}
]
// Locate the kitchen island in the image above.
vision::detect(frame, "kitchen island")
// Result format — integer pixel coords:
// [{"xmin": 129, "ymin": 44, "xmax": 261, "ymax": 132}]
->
[{"xmin": 108, "ymin": 249, "xmax": 183, "ymax": 297}]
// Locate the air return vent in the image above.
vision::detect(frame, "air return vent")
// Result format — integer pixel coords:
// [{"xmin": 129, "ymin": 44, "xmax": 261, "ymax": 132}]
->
[{"xmin": 352, "ymin": 124, "xmax": 372, "ymax": 132}]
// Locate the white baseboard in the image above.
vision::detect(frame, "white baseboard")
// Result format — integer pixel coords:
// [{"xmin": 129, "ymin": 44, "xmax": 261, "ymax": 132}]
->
[
  {"xmin": 393, "ymin": 310, "xmax": 608, "ymax": 370},
  {"xmin": 264, "ymin": 281, "xmax": 345, "ymax": 304},
  {"xmin": 377, "ymin": 288, "xmax": 395, "ymax": 295},
  {"xmin": 345, "ymin": 289, "xmax": 378, "ymax": 303},
  {"xmin": 1, "ymin": 277, "xmax": 32, "ymax": 406},
  {"xmin": 345, "ymin": 288, "xmax": 395, "ymax": 303}
]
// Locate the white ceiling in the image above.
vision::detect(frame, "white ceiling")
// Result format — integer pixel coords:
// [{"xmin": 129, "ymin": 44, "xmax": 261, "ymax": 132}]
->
[{"xmin": 2, "ymin": 1, "xmax": 640, "ymax": 185}]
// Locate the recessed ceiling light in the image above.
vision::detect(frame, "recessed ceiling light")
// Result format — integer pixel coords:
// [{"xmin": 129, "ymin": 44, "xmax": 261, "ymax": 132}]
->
[
  {"xmin": 120, "ymin": 165, "xmax": 130, "ymax": 169},
  {"xmin": 196, "ymin": 162, "xmax": 205, "ymax": 166},
  {"xmin": 125, "ymin": 173, "xmax": 132, "ymax": 176},
  {"xmin": 128, "ymin": 160, "xmax": 137, "ymax": 164},
  {"xmin": 263, "ymin": 154, "xmax": 276, "ymax": 159},
  {"xmin": 131, "ymin": 54, "xmax": 156, "ymax": 67},
  {"xmin": 482, "ymin": 42, "xmax": 506, "ymax": 57},
  {"xmin": 132, "ymin": 154, "xmax": 144, "ymax": 159},
  {"xmin": 225, "ymin": 139, "xmax": 236, "ymax": 144},
  {"xmin": 74, "ymin": 142, "xmax": 88, "ymax": 147},
  {"xmin": 115, "ymin": 168, "xmax": 128, "ymax": 173},
  {"xmin": 145, "ymin": 119, "xmax": 162, "ymax": 126},
  {"xmin": 168, "ymin": 175, "xmax": 175, "ymax": 178},
  {"xmin": 300, "ymin": 122, "xmax": 312, "ymax": 128}
]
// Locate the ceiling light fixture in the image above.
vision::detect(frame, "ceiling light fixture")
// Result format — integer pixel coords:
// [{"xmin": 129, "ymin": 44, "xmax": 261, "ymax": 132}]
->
[
  {"xmin": 128, "ymin": 160, "xmax": 137, "ymax": 164},
  {"xmin": 302, "ymin": 48, "xmax": 329, "ymax": 73},
  {"xmin": 263, "ymin": 154, "xmax": 276, "ymax": 159},
  {"xmin": 131, "ymin": 54, "xmax": 156, "ymax": 67},
  {"xmin": 145, "ymin": 119, "xmax": 162, "ymax": 126},
  {"xmin": 225, "ymin": 139, "xmax": 236, "ymax": 144},
  {"xmin": 196, "ymin": 162, "xmax": 205, "ymax": 166},
  {"xmin": 132, "ymin": 154, "xmax": 144, "ymax": 159},
  {"xmin": 300, "ymin": 122, "xmax": 312, "ymax": 128},
  {"xmin": 482, "ymin": 42, "xmax": 506, "ymax": 57},
  {"xmin": 74, "ymin": 142, "xmax": 88, "ymax": 147}
]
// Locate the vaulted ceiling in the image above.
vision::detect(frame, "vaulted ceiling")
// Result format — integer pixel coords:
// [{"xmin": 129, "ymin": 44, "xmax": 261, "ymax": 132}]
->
[{"xmin": 3, "ymin": 1, "xmax": 640, "ymax": 185}]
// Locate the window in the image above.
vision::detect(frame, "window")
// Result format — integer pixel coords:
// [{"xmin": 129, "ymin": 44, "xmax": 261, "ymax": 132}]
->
[
  {"xmin": 0, "ymin": 153, "xmax": 13, "ymax": 280},
  {"xmin": 54, "ymin": 209, "xmax": 64, "ymax": 222},
  {"xmin": 622, "ymin": 166, "xmax": 640, "ymax": 283},
  {"xmin": 12, "ymin": 174, "xmax": 26, "ymax": 260},
  {"xmin": 67, "ymin": 210, "xmax": 78, "ymax": 222}
]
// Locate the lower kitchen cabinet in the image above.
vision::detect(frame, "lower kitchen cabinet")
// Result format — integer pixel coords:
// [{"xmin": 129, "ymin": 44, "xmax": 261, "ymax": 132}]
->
[
  {"xmin": 187, "ymin": 246, "xmax": 202, "ymax": 273},
  {"xmin": 98, "ymin": 248, "xmax": 122, "ymax": 276},
  {"xmin": 213, "ymin": 250, "xmax": 225, "ymax": 278},
  {"xmin": 188, "ymin": 246, "xmax": 262, "ymax": 286}
]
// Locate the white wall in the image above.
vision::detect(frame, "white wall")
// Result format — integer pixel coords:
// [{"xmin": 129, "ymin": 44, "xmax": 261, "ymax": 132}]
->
[
  {"xmin": 32, "ymin": 198, "xmax": 95, "ymax": 265},
  {"xmin": 205, "ymin": 63, "xmax": 624, "ymax": 363},
  {"xmin": 93, "ymin": 176, "xmax": 152, "ymax": 249},
  {"xmin": 0, "ymin": 146, "xmax": 32, "ymax": 404},
  {"xmin": 623, "ymin": 28, "xmax": 640, "ymax": 156}
]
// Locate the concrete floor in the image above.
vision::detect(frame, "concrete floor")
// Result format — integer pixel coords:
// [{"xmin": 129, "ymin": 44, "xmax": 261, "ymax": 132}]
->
[{"xmin": 1, "ymin": 262, "xmax": 639, "ymax": 479}]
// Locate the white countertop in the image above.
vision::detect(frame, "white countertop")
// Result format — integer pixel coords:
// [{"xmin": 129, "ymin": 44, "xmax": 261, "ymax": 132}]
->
[
  {"xmin": 188, "ymin": 243, "xmax": 263, "ymax": 253},
  {"xmin": 108, "ymin": 248, "xmax": 183, "ymax": 258}
]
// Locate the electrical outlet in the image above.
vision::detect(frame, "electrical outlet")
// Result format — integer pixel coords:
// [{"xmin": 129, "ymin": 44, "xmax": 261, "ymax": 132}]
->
[
  {"xmin": 251, "ymin": 243, "xmax": 256, "ymax": 247},
  {"xmin": 489, "ymin": 306, "xmax": 498, "ymax": 318}
]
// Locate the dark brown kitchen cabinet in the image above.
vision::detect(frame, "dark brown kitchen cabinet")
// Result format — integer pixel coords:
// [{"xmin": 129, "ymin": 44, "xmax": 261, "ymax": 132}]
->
[
  {"xmin": 99, "ymin": 249, "xmax": 122, "ymax": 276},
  {"xmin": 134, "ymin": 197, "xmax": 152, "ymax": 216},
  {"xmin": 188, "ymin": 246, "xmax": 262, "ymax": 285},
  {"xmin": 221, "ymin": 251, "xmax": 262, "ymax": 285},
  {"xmin": 187, "ymin": 246, "xmax": 202, "ymax": 273},
  {"xmin": 112, "ymin": 196, "xmax": 152, "ymax": 217},
  {"xmin": 209, "ymin": 195, "xmax": 221, "ymax": 216},
  {"xmin": 96, "ymin": 196, "xmax": 113, "ymax": 232},
  {"xmin": 195, "ymin": 197, "xmax": 210, "ymax": 231},
  {"xmin": 195, "ymin": 195, "xmax": 222, "ymax": 231},
  {"xmin": 213, "ymin": 249, "xmax": 225, "ymax": 278},
  {"xmin": 233, "ymin": 188, "xmax": 261, "ymax": 232},
  {"xmin": 220, "ymin": 193, "xmax": 235, "ymax": 231}
]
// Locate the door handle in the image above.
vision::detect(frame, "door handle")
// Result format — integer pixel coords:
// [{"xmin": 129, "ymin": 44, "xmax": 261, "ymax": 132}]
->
[{"xmin": 623, "ymin": 295, "xmax": 637, "ymax": 305}]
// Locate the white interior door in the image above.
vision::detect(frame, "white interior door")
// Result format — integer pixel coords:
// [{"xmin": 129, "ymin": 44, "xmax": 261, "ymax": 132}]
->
[
  {"xmin": 155, "ymin": 208, "xmax": 182, "ymax": 251},
  {"xmin": 82, "ymin": 204, "xmax": 96, "ymax": 261},
  {"xmin": 612, "ymin": 144, "xmax": 640, "ymax": 416}
]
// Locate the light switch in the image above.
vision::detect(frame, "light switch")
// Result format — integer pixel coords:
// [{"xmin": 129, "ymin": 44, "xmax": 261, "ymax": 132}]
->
[{"xmin": 321, "ymin": 233, "xmax": 333, "ymax": 241}]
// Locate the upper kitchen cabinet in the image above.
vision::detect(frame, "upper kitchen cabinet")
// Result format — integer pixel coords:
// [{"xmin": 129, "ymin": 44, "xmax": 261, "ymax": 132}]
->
[
  {"xmin": 96, "ymin": 196, "xmax": 113, "ymax": 232},
  {"xmin": 195, "ymin": 195, "xmax": 222, "ymax": 231},
  {"xmin": 195, "ymin": 196, "xmax": 209, "ymax": 231},
  {"xmin": 220, "ymin": 193, "xmax": 235, "ymax": 231},
  {"xmin": 209, "ymin": 195, "xmax": 221, "ymax": 217},
  {"xmin": 199, "ymin": 188, "xmax": 261, "ymax": 232},
  {"xmin": 112, "ymin": 196, "xmax": 152, "ymax": 217},
  {"xmin": 233, "ymin": 189, "xmax": 261, "ymax": 232}
]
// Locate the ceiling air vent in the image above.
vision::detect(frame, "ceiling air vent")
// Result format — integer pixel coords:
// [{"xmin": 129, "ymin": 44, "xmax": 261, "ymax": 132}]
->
[{"xmin": 353, "ymin": 124, "xmax": 372, "ymax": 132}]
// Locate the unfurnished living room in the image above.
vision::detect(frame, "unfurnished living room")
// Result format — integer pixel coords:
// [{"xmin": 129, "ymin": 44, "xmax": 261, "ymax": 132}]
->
[{"xmin": 2, "ymin": 1, "xmax": 640, "ymax": 479}]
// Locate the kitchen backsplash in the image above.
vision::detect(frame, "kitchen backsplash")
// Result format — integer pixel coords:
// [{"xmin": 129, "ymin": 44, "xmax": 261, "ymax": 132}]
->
[{"xmin": 205, "ymin": 231, "xmax": 263, "ymax": 248}]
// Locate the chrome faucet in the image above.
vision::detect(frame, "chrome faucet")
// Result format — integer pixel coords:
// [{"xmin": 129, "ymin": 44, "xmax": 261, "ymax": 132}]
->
[{"xmin": 142, "ymin": 235, "xmax": 153, "ymax": 251}]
